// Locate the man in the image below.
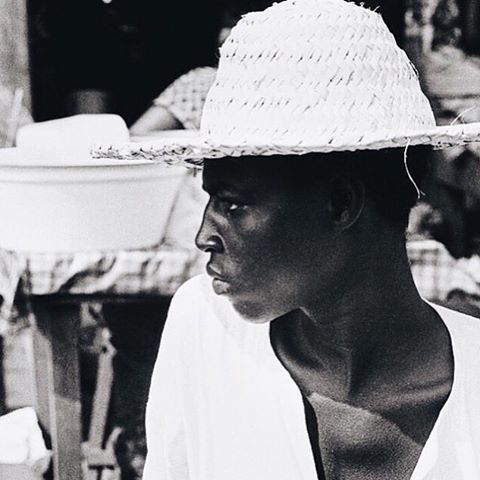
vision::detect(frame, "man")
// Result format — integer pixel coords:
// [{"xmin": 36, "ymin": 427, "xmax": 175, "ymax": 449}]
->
[{"xmin": 97, "ymin": 0, "xmax": 480, "ymax": 478}]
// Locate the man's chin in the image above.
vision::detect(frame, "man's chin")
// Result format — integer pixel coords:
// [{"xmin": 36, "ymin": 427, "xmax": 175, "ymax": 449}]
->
[
  {"xmin": 209, "ymin": 280, "xmax": 290, "ymax": 324},
  {"xmin": 229, "ymin": 299, "xmax": 280, "ymax": 325},
  {"xmin": 212, "ymin": 277, "xmax": 231, "ymax": 295}
]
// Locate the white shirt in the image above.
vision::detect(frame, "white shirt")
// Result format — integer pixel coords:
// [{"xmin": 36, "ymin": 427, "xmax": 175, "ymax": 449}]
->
[{"xmin": 144, "ymin": 274, "xmax": 480, "ymax": 480}]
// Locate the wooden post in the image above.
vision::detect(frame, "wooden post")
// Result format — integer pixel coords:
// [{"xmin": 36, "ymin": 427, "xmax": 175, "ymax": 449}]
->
[
  {"xmin": 0, "ymin": 0, "xmax": 32, "ymax": 146},
  {"xmin": 0, "ymin": 0, "xmax": 31, "ymax": 109},
  {"xmin": 31, "ymin": 301, "xmax": 83, "ymax": 480},
  {"xmin": 0, "ymin": 337, "xmax": 5, "ymax": 414},
  {"xmin": 2, "ymin": 329, "xmax": 37, "ymax": 410}
]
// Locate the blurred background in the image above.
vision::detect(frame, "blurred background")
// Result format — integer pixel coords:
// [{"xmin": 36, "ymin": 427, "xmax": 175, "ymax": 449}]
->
[
  {"xmin": 27, "ymin": 0, "xmax": 221, "ymax": 124},
  {"xmin": 0, "ymin": 1, "xmax": 480, "ymax": 479}
]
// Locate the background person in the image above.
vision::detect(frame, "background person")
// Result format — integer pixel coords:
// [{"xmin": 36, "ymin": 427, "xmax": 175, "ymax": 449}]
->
[{"xmin": 129, "ymin": 0, "xmax": 275, "ymax": 136}]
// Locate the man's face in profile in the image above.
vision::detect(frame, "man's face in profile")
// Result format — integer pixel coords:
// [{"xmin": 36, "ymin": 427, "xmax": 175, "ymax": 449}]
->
[{"xmin": 196, "ymin": 156, "xmax": 340, "ymax": 323}]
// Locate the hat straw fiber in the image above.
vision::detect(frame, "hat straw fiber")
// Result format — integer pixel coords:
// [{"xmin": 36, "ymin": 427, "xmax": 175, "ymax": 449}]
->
[{"xmin": 94, "ymin": 0, "xmax": 480, "ymax": 166}]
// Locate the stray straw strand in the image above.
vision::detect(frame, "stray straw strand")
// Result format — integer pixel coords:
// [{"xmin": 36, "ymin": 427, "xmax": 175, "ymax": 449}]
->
[
  {"xmin": 450, "ymin": 106, "xmax": 478, "ymax": 126},
  {"xmin": 403, "ymin": 140, "xmax": 423, "ymax": 200}
]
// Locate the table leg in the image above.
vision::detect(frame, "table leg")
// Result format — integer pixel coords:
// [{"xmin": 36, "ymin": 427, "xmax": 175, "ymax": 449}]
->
[
  {"xmin": 0, "ymin": 337, "xmax": 5, "ymax": 414},
  {"xmin": 31, "ymin": 301, "xmax": 82, "ymax": 480}
]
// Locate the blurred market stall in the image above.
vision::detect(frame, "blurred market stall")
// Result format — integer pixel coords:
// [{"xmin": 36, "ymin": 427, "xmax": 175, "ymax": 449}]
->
[{"xmin": 0, "ymin": 1, "xmax": 479, "ymax": 479}]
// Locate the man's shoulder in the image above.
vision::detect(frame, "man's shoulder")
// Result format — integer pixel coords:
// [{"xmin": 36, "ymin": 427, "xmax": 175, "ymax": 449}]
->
[
  {"xmin": 172, "ymin": 273, "xmax": 210, "ymax": 304},
  {"xmin": 166, "ymin": 275, "xmax": 211, "ymax": 328},
  {"xmin": 169, "ymin": 274, "xmax": 240, "ymax": 330},
  {"xmin": 159, "ymin": 275, "xmax": 215, "ymax": 358},
  {"xmin": 171, "ymin": 274, "xmax": 258, "ymax": 341}
]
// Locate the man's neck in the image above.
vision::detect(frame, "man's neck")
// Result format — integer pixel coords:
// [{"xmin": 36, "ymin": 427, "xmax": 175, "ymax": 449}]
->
[
  {"xmin": 270, "ymin": 239, "xmax": 441, "ymax": 400},
  {"xmin": 269, "ymin": 230, "xmax": 454, "ymax": 472}
]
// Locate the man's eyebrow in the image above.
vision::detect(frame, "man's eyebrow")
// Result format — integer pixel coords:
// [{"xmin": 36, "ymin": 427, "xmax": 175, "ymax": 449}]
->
[{"xmin": 202, "ymin": 181, "xmax": 256, "ymax": 199}]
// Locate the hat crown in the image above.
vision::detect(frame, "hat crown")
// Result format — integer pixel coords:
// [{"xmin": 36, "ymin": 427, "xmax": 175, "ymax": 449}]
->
[{"xmin": 201, "ymin": 0, "xmax": 436, "ymax": 150}]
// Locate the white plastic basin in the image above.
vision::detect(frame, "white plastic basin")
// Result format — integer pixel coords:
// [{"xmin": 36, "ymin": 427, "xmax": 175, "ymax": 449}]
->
[{"xmin": 0, "ymin": 148, "xmax": 187, "ymax": 252}]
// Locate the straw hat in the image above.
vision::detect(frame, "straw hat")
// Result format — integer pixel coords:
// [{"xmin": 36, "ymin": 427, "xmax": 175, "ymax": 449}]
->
[{"xmin": 95, "ymin": 0, "xmax": 480, "ymax": 166}]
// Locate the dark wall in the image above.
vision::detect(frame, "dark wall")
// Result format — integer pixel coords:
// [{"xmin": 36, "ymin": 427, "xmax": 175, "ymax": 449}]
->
[{"xmin": 28, "ymin": 0, "xmax": 221, "ymax": 124}]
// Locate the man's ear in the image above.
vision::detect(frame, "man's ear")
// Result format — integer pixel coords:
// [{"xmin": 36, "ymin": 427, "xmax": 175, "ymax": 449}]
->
[{"xmin": 327, "ymin": 175, "xmax": 365, "ymax": 230}]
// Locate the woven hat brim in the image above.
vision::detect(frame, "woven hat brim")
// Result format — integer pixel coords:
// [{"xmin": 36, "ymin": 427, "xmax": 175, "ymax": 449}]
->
[{"xmin": 93, "ymin": 122, "xmax": 480, "ymax": 167}]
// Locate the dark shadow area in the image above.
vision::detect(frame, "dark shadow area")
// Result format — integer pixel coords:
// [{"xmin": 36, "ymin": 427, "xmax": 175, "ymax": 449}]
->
[
  {"xmin": 0, "ymin": 337, "xmax": 5, "ymax": 415},
  {"xmin": 102, "ymin": 298, "xmax": 170, "ymax": 480},
  {"xmin": 27, "ymin": 0, "xmax": 222, "ymax": 124}
]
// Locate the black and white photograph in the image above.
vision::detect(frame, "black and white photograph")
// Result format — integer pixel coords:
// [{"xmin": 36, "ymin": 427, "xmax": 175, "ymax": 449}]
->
[{"xmin": 0, "ymin": 0, "xmax": 480, "ymax": 479}]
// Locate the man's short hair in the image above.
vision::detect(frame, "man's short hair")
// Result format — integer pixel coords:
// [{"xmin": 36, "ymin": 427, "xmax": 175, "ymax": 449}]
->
[
  {"xmin": 276, "ymin": 147, "xmax": 430, "ymax": 230},
  {"xmin": 336, "ymin": 147, "xmax": 429, "ymax": 229}
]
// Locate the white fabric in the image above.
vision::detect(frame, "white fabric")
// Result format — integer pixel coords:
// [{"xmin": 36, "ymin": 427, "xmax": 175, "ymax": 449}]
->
[
  {"xmin": 144, "ymin": 274, "xmax": 480, "ymax": 480},
  {"xmin": 0, "ymin": 407, "xmax": 51, "ymax": 473}
]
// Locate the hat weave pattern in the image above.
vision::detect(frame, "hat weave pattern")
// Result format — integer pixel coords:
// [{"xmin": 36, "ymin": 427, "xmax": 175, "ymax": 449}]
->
[
  {"xmin": 202, "ymin": 0, "xmax": 435, "ymax": 146},
  {"xmin": 94, "ymin": 0, "xmax": 480, "ymax": 165}
]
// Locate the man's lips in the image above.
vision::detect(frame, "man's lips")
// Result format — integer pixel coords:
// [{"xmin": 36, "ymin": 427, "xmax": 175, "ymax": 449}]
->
[
  {"xmin": 206, "ymin": 264, "xmax": 231, "ymax": 295},
  {"xmin": 206, "ymin": 263, "xmax": 226, "ymax": 280}
]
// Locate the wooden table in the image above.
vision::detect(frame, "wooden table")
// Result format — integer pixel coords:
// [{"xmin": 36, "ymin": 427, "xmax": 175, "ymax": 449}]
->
[
  {"xmin": 0, "ymin": 246, "xmax": 204, "ymax": 480},
  {"xmin": 30, "ymin": 293, "xmax": 171, "ymax": 480}
]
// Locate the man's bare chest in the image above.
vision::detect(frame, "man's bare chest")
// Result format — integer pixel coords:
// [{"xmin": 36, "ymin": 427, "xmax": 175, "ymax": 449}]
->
[{"xmin": 300, "ymin": 363, "xmax": 453, "ymax": 480}]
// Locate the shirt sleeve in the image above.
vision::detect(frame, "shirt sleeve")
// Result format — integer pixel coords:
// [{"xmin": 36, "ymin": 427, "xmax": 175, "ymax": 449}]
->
[
  {"xmin": 153, "ymin": 67, "xmax": 217, "ymax": 130},
  {"xmin": 143, "ymin": 287, "xmax": 192, "ymax": 480}
]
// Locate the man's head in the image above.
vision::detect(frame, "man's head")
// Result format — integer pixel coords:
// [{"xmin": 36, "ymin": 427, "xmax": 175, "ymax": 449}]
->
[{"xmin": 196, "ymin": 148, "xmax": 428, "ymax": 323}]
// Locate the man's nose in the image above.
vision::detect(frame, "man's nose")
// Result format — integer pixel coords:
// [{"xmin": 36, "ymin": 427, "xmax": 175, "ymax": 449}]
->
[{"xmin": 195, "ymin": 204, "xmax": 224, "ymax": 253}]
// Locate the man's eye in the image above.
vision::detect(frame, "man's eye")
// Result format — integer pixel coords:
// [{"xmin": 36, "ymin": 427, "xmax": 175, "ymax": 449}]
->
[{"xmin": 216, "ymin": 197, "xmax": 244, "ymax": 213}]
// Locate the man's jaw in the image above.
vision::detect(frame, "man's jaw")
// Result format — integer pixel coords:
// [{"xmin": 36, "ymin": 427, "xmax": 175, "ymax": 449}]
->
[
  {"xmin": 228, "ymin": 295, "xmax": 295, "ymax": 325},
  {"xmin": 205, "ymin": 263, "xmax": 291, "ymax": 324},
  {"xmin": 211, "ymin": 277, "xmax": 231, "ymax": 295}
]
